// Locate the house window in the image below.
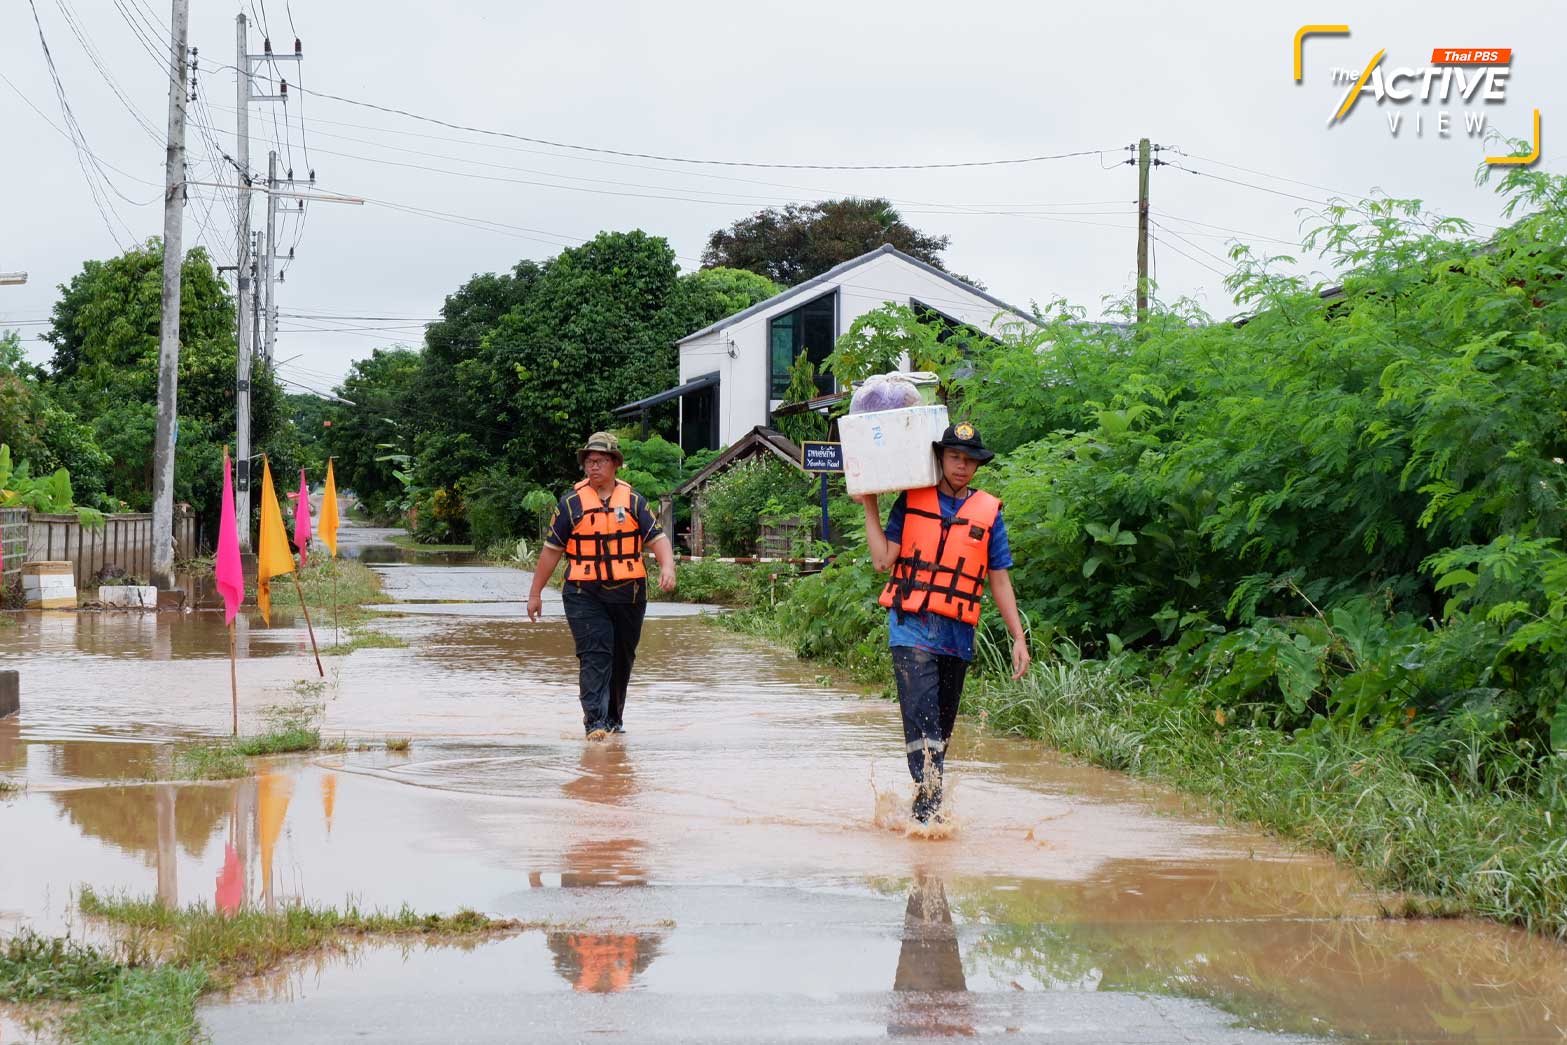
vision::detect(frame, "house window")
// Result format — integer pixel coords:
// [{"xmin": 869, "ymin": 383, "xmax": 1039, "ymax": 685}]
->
[{"xmin": 768, "ymin": 291, "xmax": 836, "ymax": 399}]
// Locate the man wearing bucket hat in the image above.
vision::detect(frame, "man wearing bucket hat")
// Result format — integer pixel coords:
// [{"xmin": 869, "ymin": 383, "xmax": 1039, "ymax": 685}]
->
[
  {"xmin": 860, "ymin": 421, "xmax": 1030, "ymax": 823},
  {"xmin": 528, "ymin": 432, "xmax": 677, "ymax": 739}
]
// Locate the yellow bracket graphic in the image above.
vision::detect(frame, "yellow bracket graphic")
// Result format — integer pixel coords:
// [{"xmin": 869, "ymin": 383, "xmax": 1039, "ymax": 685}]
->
[
  {"xmin": 1294, "ymin": 24, "xmax": 1350, "ymax": 82},
  {"xmin": 1486, "ymin": 109, "xmax": 1542, "ymax": 166}
]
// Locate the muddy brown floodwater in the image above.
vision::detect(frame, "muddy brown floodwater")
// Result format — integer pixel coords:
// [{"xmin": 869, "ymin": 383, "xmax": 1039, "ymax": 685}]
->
[{"xmin": 3, "ymin": 524, "xmax": 1567, "ymax": 1043}]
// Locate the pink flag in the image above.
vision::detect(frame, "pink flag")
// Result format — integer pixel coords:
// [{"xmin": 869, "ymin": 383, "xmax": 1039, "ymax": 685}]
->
[
  {"xmin": 293, "ymin": 469, "xmax": 312, "ymax": 568},
  {"xmin": 215, "ymin": 449, "xmax": 244, "ymax": 627}
]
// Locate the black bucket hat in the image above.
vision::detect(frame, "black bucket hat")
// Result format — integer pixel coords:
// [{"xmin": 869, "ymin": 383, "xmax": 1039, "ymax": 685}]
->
[{"xmin": 933, "ymin": 421, "xmax": 994, "ymax": 464}]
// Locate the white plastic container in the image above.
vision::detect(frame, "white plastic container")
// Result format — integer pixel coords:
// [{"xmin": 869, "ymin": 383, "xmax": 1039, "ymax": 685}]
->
[
  {"xmin": 839, "ymin": 404, "xmax": 949, "ymax": 497},
  {"xmin": 21, "ymin": 561, "xmax": 76, "ymax": 609}
]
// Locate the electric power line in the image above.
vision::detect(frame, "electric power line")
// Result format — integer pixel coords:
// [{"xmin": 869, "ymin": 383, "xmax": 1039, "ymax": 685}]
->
[{"xmin": 292, "ymin": 83, "xmax": 1113, "ymax": 171}]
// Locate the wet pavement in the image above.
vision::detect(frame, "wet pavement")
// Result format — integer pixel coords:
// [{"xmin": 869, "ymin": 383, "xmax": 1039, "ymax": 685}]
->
[{"xmin": 3, "ymin": 520, "xmax": 1567, "ymax": 1042}]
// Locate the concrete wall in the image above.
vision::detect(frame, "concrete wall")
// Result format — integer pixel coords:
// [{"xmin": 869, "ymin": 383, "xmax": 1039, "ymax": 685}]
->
[{"xmin": 679, "ymin": 252, "xmax": 1036, "ymax": 448}]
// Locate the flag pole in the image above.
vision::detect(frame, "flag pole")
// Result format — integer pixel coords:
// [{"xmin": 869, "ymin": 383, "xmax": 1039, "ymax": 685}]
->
[
  {"xmin": 229, "ymin": 621, "xmax": 238, "ymax": 736},
  {"xmin": 291, "ymin": 563, "xmax": 324, "ymax": 677}
]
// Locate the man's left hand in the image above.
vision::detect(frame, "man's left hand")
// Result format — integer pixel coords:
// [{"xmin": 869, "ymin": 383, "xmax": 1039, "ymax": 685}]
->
[
  {"xmin": 1010, "ymin": 636, "xmax": 1032, "ymax": 680},
  {"xmin": 658, "ymin": 565, "xmax": 677, "ymax": 593}
]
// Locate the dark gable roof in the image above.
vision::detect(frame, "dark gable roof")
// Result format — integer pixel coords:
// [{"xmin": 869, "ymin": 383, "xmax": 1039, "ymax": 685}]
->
[
  {"xmin": 677, "ymin": 244, "xmax": 1037, "ymax": 345},
  {"xmin": 671, "ymin": 427, "xmax": 801, "ymax": 498}
]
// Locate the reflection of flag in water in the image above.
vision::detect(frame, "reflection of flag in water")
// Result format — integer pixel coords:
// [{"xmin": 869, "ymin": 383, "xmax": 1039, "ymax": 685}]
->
[
  {"xmin": 215, "ymin": 842, "xmax": 243, "ymax": 914},
  {"xmin": 321, "ymin": 772, "xmax": 337, "ymax": 836},
  {"xmin": 256, "ymin": 772, "xmax": 294, "ymax": 901}
]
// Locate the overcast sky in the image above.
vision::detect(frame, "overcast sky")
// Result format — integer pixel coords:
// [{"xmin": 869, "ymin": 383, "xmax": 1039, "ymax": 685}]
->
[{"xmin": 2, "ymin": 1, "xmax": 1561, "ymax": 394}]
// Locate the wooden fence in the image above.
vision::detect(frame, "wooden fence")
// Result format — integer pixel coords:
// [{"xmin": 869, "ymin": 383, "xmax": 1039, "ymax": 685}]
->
[{"xmin": 22, "ymin": 508, "xmax": 197, "ymax": 588}]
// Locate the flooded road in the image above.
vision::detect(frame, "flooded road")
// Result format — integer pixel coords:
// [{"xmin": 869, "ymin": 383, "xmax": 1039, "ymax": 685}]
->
[{"xmin": 3, "ymin": 523, "xmax": 1567, "ymax": 1042}]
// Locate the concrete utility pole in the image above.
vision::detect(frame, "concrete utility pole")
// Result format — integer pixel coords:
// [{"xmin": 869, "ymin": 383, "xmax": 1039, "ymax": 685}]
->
[
  {"xmin": 263, "ymin": 150, "xmax": 278, "ymax": 362},
  {"xmin": 233, "ymin": 21, "xmax": 295, "ymax": 550},
  {"xmin": 234, "ymin": 13, "xmax": 254, "ymax": 551},
  {"xmin": 1136, "ymin": 137, "xmax": 1151, "ymax": 328},
  {"xmin": 151, "ymin": 0, "xmax": 191, "ymax": 591}
]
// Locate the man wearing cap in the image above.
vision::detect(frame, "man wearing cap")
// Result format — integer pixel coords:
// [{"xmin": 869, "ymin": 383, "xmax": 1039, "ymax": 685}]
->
[
  {"xmin": 528, "ymin": 432, "xmax": 677, "ymax": 740},
  {"xmin": 860, "ymin": 422, "xmax": 1030, "ymax": 822}
]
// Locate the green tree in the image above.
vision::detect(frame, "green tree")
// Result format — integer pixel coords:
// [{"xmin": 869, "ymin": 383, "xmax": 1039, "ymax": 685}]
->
[
  {"xmin": 37, "ymin": 241, "xmax": 286, "ymax": 522},
  {"xmin": 327, "ymin": 347, "xmax": 422, "ymax": 518},
  {"xmin": 702, "ymin": 198, "xmax": 966, "ymax": 286},
  {"xmin": 483, "ymin": 230, "xmax": 708, "ymax": 486}
]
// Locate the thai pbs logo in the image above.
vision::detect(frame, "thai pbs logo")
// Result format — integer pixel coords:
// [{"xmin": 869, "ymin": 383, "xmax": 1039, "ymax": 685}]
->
[{"xmin": 1293, "ymin": 26, "xmax": 1540, "ymax": 166}]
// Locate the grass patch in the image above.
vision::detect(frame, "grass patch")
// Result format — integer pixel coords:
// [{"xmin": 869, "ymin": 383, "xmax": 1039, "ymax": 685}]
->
[
  {"xmin": 260, "ymin": 558, "xmax": 390, "ymax": 612},
  {"xmin": 66, "ymin": 963, "xmax": 207, "ymax": 1044},
  {"xmin": 384, "ymin": 736, "xmax": 411, "ymax": 752},
  {"xmin": 233, "ymin": 726, "xmax": 320, "ymax": 756},
  {"xmin": 78, "ymin": 888, "xmax": 526, "ymax": 978},
  {"xmin": 173, "ymin": 744, "xmax": 248, "ymax": 781},
  {"xmin": 171, "ymin": 697, "xmax": 325, "ymax": 779},
  {"xmin": 323, "ymin": 628, "xmax": 408, "ymax": 656},
  {"xmin": 961, "ymin": 651, "xmax": 1567, "ymax": 937},
  {"xmin": 3, "ymin": 891, "xmax": 537, "ymax": 1043}
]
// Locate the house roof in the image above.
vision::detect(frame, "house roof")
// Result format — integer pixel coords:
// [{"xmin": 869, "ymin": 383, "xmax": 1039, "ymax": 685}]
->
[
  {"xmin": 671, "ymin": 426, "xmax": 802, "ymax": 498},
  {"xmin": 676, "ymin": 244, "xmax": 1038, "ymax": 346},
  {"xmin": 612, "ymin": 371, "xmax": 719, "ymax": 416}
]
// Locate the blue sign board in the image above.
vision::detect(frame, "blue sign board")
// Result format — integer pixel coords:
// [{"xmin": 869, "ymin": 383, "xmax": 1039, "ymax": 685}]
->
[{"xmin": 801, "ymin": 441, "xmax": 844, "ymax": 473}]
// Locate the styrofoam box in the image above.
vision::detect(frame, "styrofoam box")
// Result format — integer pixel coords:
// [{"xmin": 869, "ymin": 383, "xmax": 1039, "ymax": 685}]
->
[{"xmin": 840, "ymin": 404, "xmax": 949, "ymax": 497}]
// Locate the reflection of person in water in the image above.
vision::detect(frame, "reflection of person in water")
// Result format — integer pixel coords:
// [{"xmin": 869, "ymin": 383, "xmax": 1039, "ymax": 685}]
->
[
  {"xmin": 542, "ymin": 741, "xmax": 664, "ymax": 992},
  {"xmin": 888, "ymin": 874, "xmax": 975, "ymax": 1038}
]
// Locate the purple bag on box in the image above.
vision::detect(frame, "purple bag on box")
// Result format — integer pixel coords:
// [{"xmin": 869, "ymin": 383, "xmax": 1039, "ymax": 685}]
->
[{"xmin": 850, "ymin": 374, "xmax": 922, "ymax": 414}]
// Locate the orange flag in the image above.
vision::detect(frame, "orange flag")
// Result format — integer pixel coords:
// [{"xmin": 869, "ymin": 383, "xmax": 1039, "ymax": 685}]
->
[
  {"xmin": 319, "ymin": 459, "xmax": 339, "ymax": 557},
  {"xmin": 255, "ymin": 458, "xmax": 296, "ymax": 625}
]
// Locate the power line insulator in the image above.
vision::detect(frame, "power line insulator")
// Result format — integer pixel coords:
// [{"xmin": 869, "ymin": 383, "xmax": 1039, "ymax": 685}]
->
[
  {"xmin": 279, "ymin": 79, "xmax": 288, "ymax": 96},
  {"xmin": 263, "ymin": 37, "xmax": 272, "ymax": 54},
  {"xmin": 294, "ymin": 38, "xmax": 302, "ymax": 55}
]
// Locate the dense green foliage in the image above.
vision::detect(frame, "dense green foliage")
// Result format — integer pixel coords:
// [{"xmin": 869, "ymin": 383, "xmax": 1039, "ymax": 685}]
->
[
  {"xmin": 702, "ymin": 198, "xmax": 963, "ymax": 286},
  {"xmin": 324, "ymin": 232, "xmax": 778, "ymax": 540}
]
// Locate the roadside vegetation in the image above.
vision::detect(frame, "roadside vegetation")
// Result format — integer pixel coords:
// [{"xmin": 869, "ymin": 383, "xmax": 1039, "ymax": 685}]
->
[
  {"xmin": 172, "ymin": 692, "xmax": 326, "ymax": 780},
  {"xmin": 261, "ymin": 557, "xmax": 389, "ymax": 612},
  {"xmin": 721, "ymin": 164, "xmax": 1567, "ymax": 937},
  {"xmin": 0, "ymin": 888, "xmax": 540, "ymax": 1043},
  {"xmin": 322, "ymin": 627, "xmax": 407, "ymax": 656}
]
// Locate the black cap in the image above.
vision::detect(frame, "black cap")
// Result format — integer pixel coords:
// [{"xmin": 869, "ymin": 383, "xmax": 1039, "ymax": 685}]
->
[{"xmin": 933, "ymin": 421, "xmax": 994, "ymax": 464}]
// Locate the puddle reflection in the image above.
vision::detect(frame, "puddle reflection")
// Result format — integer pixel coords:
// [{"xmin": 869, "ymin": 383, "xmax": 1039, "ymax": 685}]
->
[
  {"xmin": 890, "ymin": 873, "xmax": 974, "ymax": 1038},
  {"xmin": 542, "ymin": 742, "xmax": 665, "ymax": 993}
]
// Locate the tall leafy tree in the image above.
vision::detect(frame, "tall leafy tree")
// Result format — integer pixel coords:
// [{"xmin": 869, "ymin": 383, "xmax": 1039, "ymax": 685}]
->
[
  {"xmin": 38, "ymin": 240, "xmax": 289, "ymax": 521},
  {"xmin": 702, "ymin": 198, "xmax": 962, "ymax": 286},
  {"xmin": 327, "ymin": 347, "xmax": 423, "ymax": 516}
]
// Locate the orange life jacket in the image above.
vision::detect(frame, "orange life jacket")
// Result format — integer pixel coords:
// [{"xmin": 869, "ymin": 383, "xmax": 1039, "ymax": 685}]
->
[
  {"xmin": 878, "ymin": 486, "xmax": 1001, "ymax": 626},
  {"xmin": 566, "ymin": 933, "xmax": 639, "ymax": 993},
  {"xmin": 564, "ymin": 479, "xmax": 647, "ymax": 583}
]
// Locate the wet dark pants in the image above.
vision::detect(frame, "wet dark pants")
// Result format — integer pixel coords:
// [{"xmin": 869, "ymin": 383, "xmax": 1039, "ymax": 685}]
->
[
  {"xmin": 891, "ymin": 646, "xmax": 969, "ymax": 783},
  {"xmin": 563, "ymin": 589, "xmax": 647, "ymax": 734}
]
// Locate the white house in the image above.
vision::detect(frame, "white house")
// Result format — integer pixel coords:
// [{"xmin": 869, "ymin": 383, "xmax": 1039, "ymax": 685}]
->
[{"xmin": 616, "ymin": 244, "xmax": 1038, "ymax": 454}]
